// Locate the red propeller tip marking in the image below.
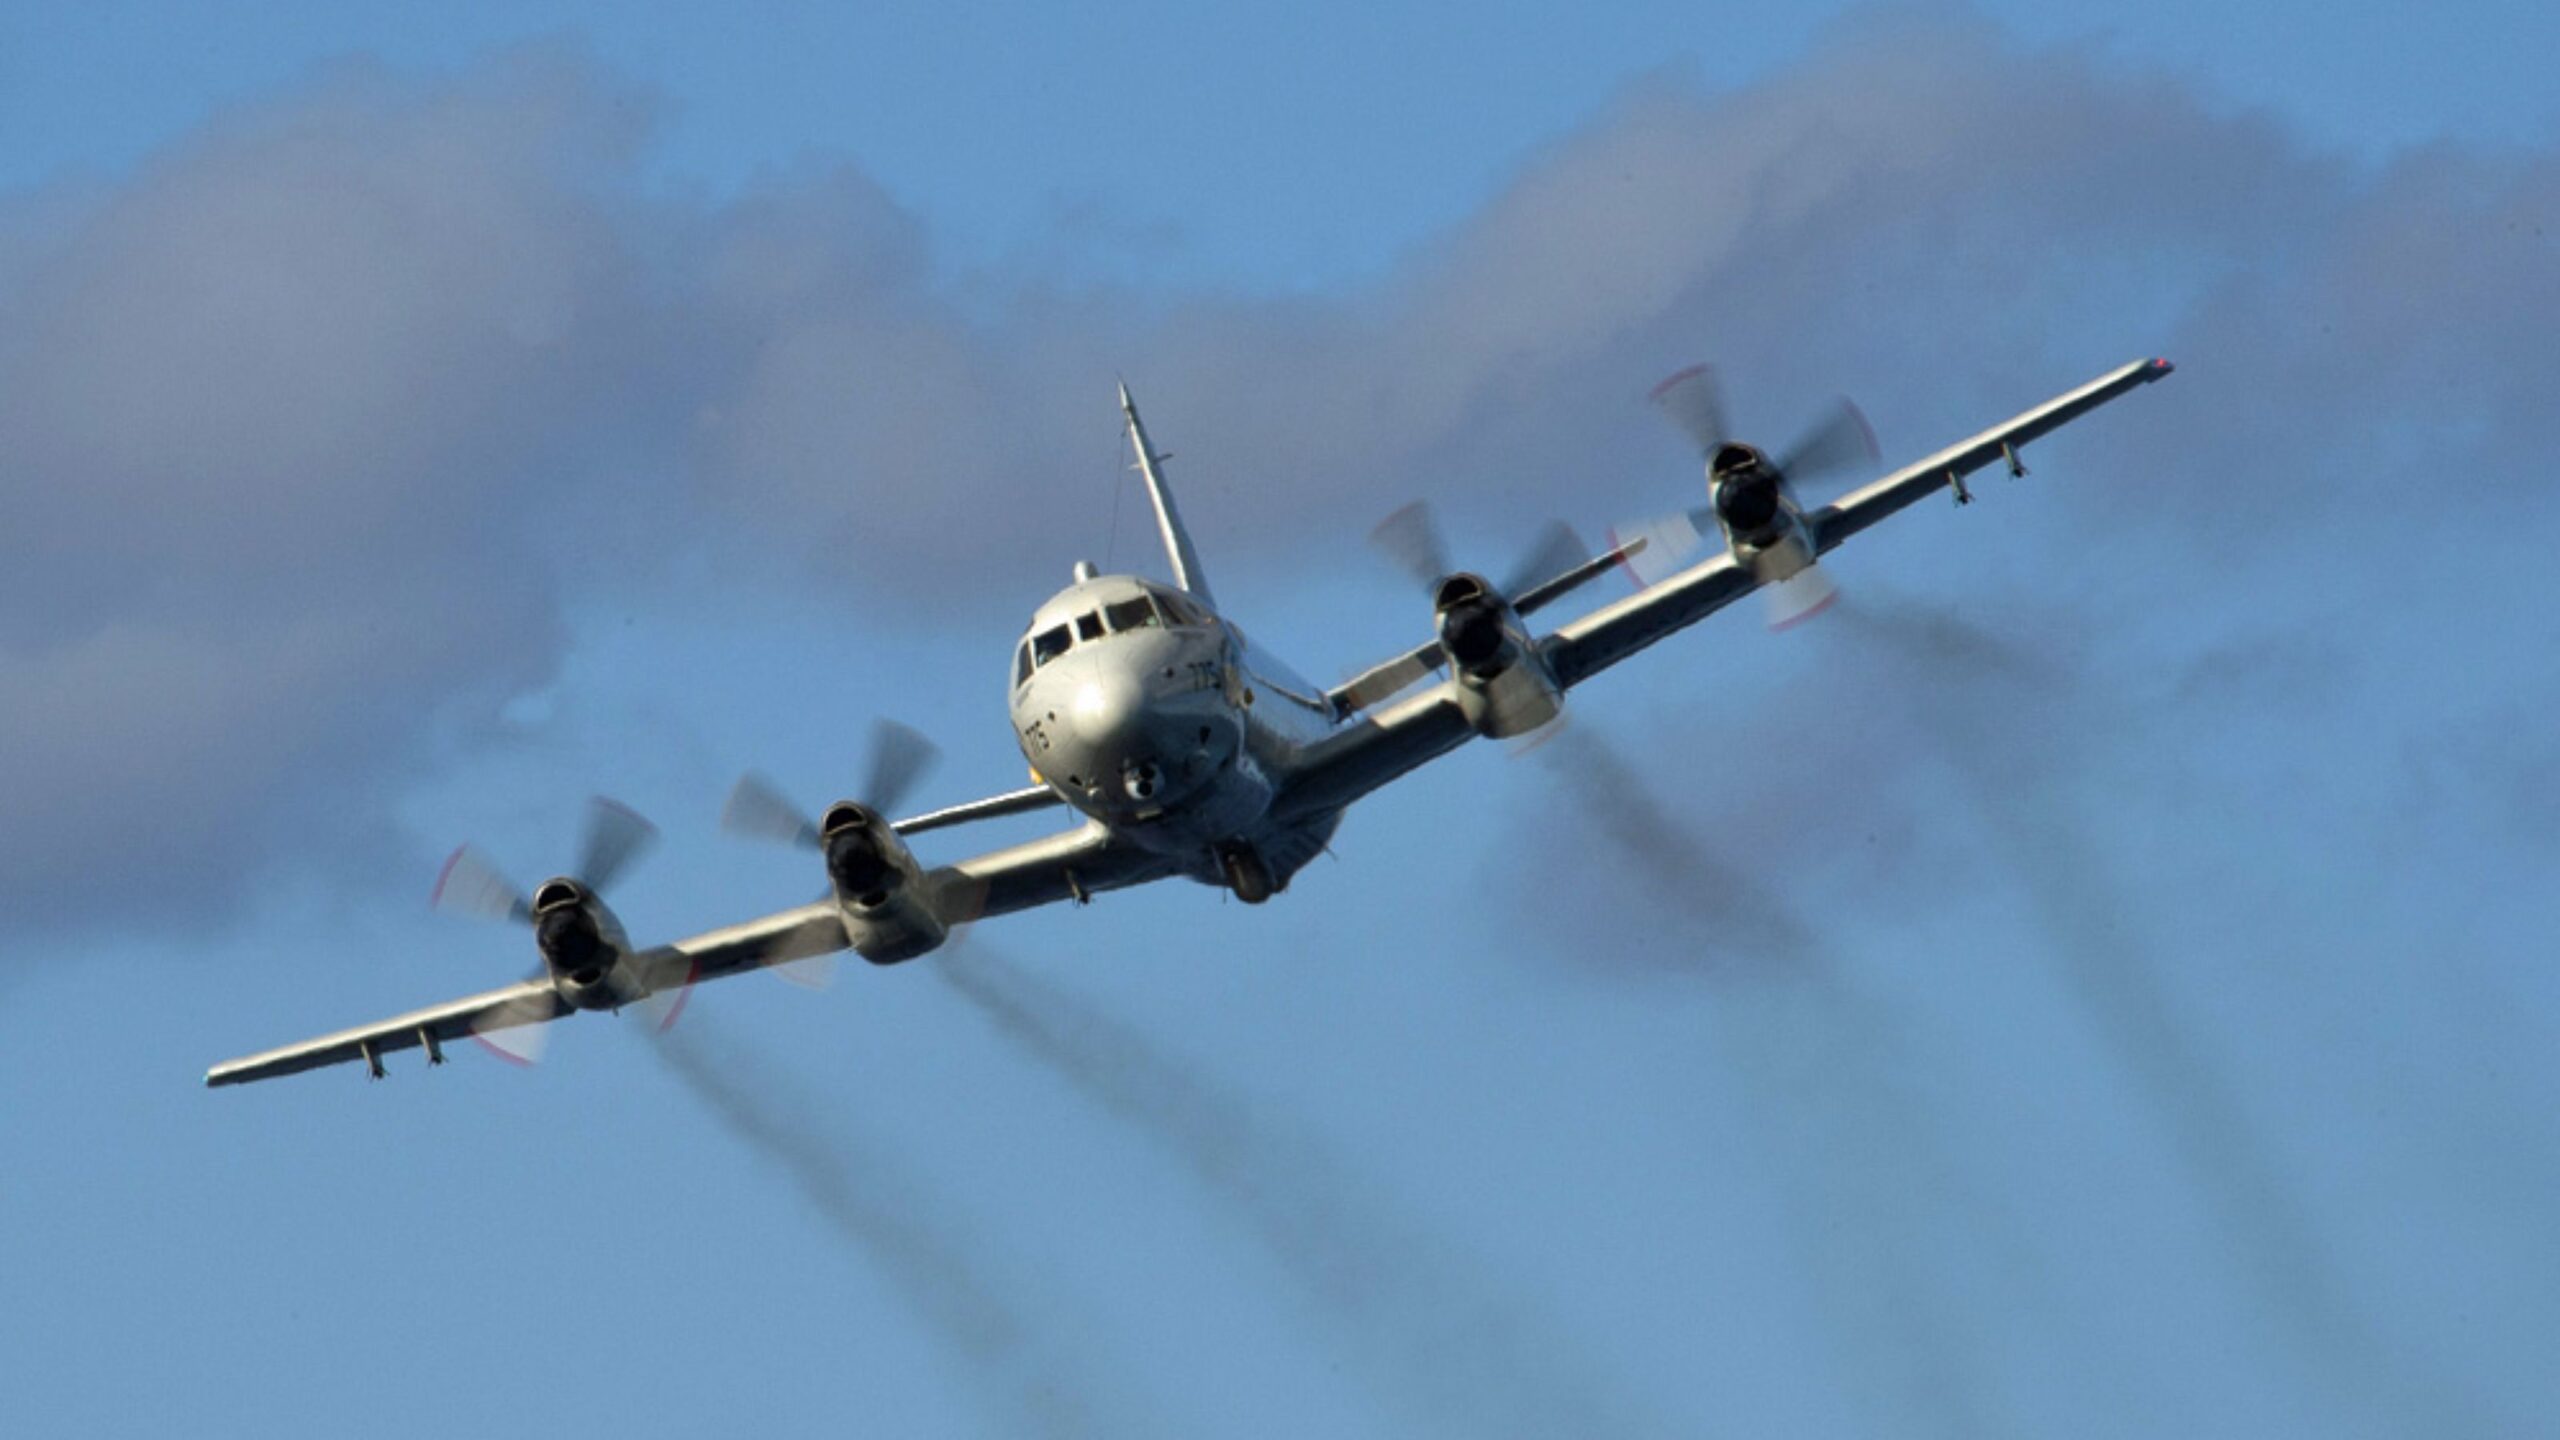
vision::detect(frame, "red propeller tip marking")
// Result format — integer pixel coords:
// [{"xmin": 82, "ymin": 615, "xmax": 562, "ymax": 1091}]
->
[
  {"xmin": 470, "ymin": 1033, "xmax": 537, "ymax": 1068},
  {"xmin": 1844, "ymin": 399, "xmax": 1879, "ymax": 463},
  {"xmin": 1606, "ymin": 527, "xmax": 1650, "ymax": 590},
  {"xmin": 657, "ymin": 961, "xmax": 701, "ymax": 1034},
  {"xmin": 1769, "ymin": 587, "xmax": 1841, "ymax": 632},
  {"xmin": 1648, "ymin": 364, "xmax": 1712, "ymax": 403},
  {"xmin": 430, "ymin": 845, "xmax": 468, "ymax": 908}
]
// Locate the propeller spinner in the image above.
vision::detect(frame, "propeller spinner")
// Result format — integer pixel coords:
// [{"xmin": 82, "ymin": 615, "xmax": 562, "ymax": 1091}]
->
[
  {"xmin": 721, "ymin": 719, "xmax": 941, "ymax": 988},
  {"xmin": 428, "ymin": 797, "xmax": 669, "ymax": 1063},
  {"xmin": 1613, "ymin": 364, "xmax": 1877, "ymax": 629}
]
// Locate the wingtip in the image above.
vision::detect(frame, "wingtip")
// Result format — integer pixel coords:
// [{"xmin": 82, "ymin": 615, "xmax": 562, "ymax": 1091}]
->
[{"xmin": 2146, "ymin": 356, "xmax": 2176, "ymax": 378}]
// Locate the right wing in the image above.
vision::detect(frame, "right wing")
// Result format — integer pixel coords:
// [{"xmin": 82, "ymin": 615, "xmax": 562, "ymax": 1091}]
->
[
  {"xmin": 207, "ymin": 825, "xmax": 1176, "ymax": 1087},
  {"xmin": 206, "ymin": 902, "xmax": 851, "ymax": 1087},
  {"xmin": 928, "ymin": 820, "xmax": 1182, "ymax": 923},
  {"xmin": 205, "ymin": 981, "xmax": 571, "ymax": 1087}
]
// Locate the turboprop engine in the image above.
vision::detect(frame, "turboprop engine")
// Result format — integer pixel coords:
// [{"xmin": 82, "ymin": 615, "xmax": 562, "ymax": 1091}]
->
[
  {"xmin": 817, "ymin": 800, "xmax": 949, "ymax": 965},
  {"xmin": 527, "ymin": 878, "xmax": 631, "ymax": 1003},
  {"xmin": 720, "ymin": 721, "xmax": 955, "ymax": 974},
  {"xmin": 1429, "ymin": 572, "xmax": 1563, "ymax": 740},
  {"xmin": 1709, "ymin": 443, "xmax": 1788, "ymax": 543}
]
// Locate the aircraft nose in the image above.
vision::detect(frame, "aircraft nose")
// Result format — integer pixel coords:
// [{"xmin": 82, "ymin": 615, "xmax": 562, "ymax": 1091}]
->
[{"xmin": 1065, "ymin": 667, "xmax": 1147, "ymax": 754}]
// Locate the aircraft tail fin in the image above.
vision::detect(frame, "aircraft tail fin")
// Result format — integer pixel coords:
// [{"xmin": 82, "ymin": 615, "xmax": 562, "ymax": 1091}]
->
[{"xmin": 1119, "ymin": 383, "xmax": 1215, "ymax": 609}]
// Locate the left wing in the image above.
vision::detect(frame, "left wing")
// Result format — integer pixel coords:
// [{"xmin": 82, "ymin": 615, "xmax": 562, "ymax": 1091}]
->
[
  {"xmin": 1547, "ymin": 355, "xmax": 2172, "ymax": 688},
  {"xmin": 1281, "ymin": 357, "xmax": 2173, "ymax": 814},
  {"xmin": 204, "ymin": 902, "xmax": 849, "ymax": 1087}
]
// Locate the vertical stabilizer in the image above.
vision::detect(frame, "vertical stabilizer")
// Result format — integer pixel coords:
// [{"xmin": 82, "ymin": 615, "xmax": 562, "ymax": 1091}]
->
[{"xmin": 1118, "ymin": 383, "xmax": 1215, "ymax": 608}]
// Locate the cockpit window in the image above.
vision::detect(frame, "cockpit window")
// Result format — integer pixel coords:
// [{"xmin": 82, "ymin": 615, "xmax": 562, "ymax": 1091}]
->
[
  {"xmin": 1075, "ymin": 610, "xmax": 1106, "ymax": 642},
  {"xmin": 1013, "ymin": 642, "xmax": 1033, "ymax": 688},
  {"xmin": 1159, "ymin": 592, "xmax": 1208, "ymax": 627},
  {"xmin": 1104, "ymin": 596, "xmax": 1161, "ymax": 631},
  {"xmin": 1031, "ymin": 624, "xmax": 1071, "ymax": 668}
]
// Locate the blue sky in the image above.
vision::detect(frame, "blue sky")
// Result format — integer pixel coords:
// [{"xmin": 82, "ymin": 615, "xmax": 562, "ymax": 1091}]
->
[{"xmin": 4, "ymin": 4, "xmax": 2557, "ymax": 1437}]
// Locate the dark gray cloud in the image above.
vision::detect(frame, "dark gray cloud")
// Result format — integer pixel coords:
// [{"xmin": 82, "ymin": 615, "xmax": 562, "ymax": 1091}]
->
[
  {"xmin": 7, "ymin": 12, "xmax": 2555, "ymax": 960},
  {"xmin": 0, "ymin": 49, "xmax": 657, "ymax": 933}
]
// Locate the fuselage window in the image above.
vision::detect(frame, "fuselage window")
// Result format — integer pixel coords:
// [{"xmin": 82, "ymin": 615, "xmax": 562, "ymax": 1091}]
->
[
  {"xmin": 1104, "ymin": 596, "xmax": 1161, "ymax": 632},
  {"xmin": 1031, "ymin": 624, "xmax": 1071, "ymax": 668},
  {"xmin": 1075, "ymin": 611, "xmax": 1106, "ymax": 642}
]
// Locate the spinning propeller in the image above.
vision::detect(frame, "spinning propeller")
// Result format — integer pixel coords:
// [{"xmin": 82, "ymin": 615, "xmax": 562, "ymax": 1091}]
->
[
  {"xmin": 428, "ymin": 797, "xmax": 669, "ymax": 1064},
  {"xmin": 1370, "ymin": 502, "xmax": 1591, "ymax": 610},
  {"xmin": 1612, "ymin": 364, "xmax": 1879, "ymax": 629},
  {"xmin": 721, "ymin": 719, "xmax": 940, "ymax": 988}
]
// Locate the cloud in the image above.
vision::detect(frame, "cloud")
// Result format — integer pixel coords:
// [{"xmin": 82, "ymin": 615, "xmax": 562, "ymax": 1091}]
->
[
  {"xmin": 8, "ymin": 13, "xmax": 2556, "ymax": 957},
  {"xmin": 0, "ymin": 48, "xmax": 655, "ymax": 934}
]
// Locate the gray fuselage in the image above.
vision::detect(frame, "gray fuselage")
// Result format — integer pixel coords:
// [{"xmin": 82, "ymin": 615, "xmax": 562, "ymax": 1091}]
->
[{"xmin": 1009, "ymin": 573, "xmax": 1341, "ymax": 895}]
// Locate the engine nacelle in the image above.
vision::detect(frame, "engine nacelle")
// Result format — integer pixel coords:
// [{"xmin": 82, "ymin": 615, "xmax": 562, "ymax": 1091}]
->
[
  {"xmin": 529, "ymin": 878, "xmax": 634, "ymax": 1009},
  {"xmin": 818, "ymin": 802, "xmax": 950, "ymax": 965},
  {"xmin": 1431, "ymin": 574, "xmax": 1563, "ymax": 739},
  {"xmin": 1711, "ymin": 444, "xmax": 1786, "ymax": 543}
]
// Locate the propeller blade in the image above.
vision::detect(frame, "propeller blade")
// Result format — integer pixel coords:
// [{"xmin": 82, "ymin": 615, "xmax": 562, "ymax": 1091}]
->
[
  {"xmin": 862, "ymin": 720, "xmax": 940, "ymax": 817},
  {"xmin": 1762, "ymin": 563, "xmax": 1840, "ymax": 631},
  {"xmin": 468, "ymin": 990, "xmax": 557, "ymax": 1066},
  {"xmin": 576, "ymin": 797, "xmax": 658, "ymax": 897},
  {"xmin": 1500, "ymin": 521, "xmax": 1590, "ymax": 601},
  {"xmin": 1371, "ymin": 500, "xmax": 1453, "ymax": 592},
  {"xmin": 722, "ymin": 773, "xmax": 821, "ymax": 849},
  {"xmin": 1775, "ymin": 397, "xmax": 1878, "ymax": 489},
  {"xmin": 431, "ymin": 844, "xmax": 532, "ymax": 925},
  {"xmin": 635, "ymin": 957, "xmax": 701, "ymax": 1035},
  {"xmin": 1649, "ymin": 363, "xmax": 1728, "ymax": 457},
  {"xmin": 1607, "ymin": 510, "xmax": 1713, "ymax": 589}
]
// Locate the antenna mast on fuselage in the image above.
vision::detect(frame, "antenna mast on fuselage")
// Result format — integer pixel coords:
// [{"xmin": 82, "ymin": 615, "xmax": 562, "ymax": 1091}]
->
[{"xmin": 1118, "ymin": 383, "xmax": 1215, "ymax": 610}]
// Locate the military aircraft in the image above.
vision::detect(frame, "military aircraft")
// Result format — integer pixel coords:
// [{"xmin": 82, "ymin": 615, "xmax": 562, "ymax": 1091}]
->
[{"xmin": 206, "ymin": 356, "xmax": 2174, "ymax": 1086}]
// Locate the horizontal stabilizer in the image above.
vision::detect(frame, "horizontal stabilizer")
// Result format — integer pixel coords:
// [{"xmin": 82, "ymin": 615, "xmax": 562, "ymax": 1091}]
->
[{"xmin": 894, "ymin": 784, "xmax": 1065, "ymax": 836}]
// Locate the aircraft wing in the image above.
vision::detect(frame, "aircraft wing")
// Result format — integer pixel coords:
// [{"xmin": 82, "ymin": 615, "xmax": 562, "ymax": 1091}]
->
[
  {"xmin": 207, "ymin": 824, "xmax": 1172, "ymax": 1087},
  {"xmin": 929, "ymin": 820, "xmax": 1182, "ymax": 922},
  {"xmin": 1274, "ymin": 687, "xmax": 1477, "ymax": 823},
  {"xmin": 204, "ymin": 901, "xmax": 849, "ymax": 1087},
  {"xmin": 1281, "ymin": 358, "xmax": 2172, "ymax": 815},
  {"xmin": 1805, "ymin": 356, "xmax": 2173, "ymax": 553},
  {"xmin": 1546, "ymin": 355, "xmax": 2173, "ymax": 688},
  {"xmin": 204, "ymin": 980, "xmax": 571, "ymax": 1087}
]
